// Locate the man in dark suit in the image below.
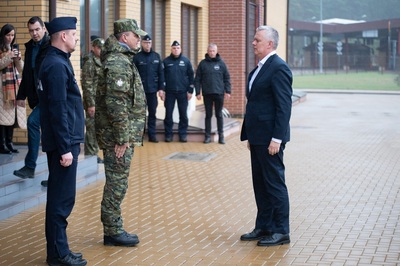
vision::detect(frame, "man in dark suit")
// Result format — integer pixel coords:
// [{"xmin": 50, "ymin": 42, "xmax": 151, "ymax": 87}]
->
[{"xmin": 240, "ymin": 25, "xmax": 292, "ymax": 246}]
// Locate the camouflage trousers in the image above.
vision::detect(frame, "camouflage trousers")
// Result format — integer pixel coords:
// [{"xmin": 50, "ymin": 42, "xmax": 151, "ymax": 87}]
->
[
  {"xmin": 101, "ymin": 146, "xmax": 134, "ymax": 236},
  {"xmin": 84, "ymin": 115, "xmax": 99, "ymax": 156}
]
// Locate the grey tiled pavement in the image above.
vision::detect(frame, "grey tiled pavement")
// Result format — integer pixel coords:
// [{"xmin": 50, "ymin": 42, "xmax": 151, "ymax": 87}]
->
[{"xmin": 0, "ymin": 92, "xmax": 399, "ymax": 265}]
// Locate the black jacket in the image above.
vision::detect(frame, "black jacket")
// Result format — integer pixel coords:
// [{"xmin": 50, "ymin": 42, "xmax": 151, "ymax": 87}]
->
[
  {"xmin": 163, "ymin": 53, "xmax": 194, "ymax": 93},
  {"xmin": 17, "ymin": 33, "xmax": 50, "ymax": 109},
  {"xmin": 37, "ymin": 46, "xmax": 85, "ymax": 154},
  {"xmin": 133, "ymin": 49, "xmax": 165, "ymax": 93},
  {"xmin": 195, "ymin": 53, "xmax": 231, "ymax": 96}
]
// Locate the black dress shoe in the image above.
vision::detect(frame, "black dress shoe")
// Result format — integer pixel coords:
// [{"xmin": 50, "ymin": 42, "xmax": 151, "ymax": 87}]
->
[
  {"xmin": 165, "ymin": 136, "xmax": 172, "ymax": 142},
  {"xmin": 240, "ymin": 229, "xmax": 271, "ymax": 241},
  {"xmin": 41, "ymin": 180, "xmax": 48, "ymax": 187},
  {"xmin": 179, "ymin": 137, "xmax": 187, "ymax": 143},
  {"xmin": 104, "ymin": 231, "xmax": 140, "ymax": 247},
  {"xmin": 257, "ymin": 233, "xmax": 290, "ymax": 246},
  {"xmin": 46, "ymin": 252, "xmax": 87, "ymax": 266},
  {"xmin": 149, "ymin": 137, "xmax": 159, "ymax": 143},
  {"xmin": 204, "ymin": 136, "xmax": 211, "ymax": 144},
  {"xmin": 70, "ymin": 251, "xmax": 83, "ymax": 259}
]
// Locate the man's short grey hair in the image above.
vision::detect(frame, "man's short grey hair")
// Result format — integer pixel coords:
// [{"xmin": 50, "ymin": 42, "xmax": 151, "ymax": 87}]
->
[
  {"xmin": 256, "ymin": 25, "xmax": 279, "ymax": 50},
  {"xmin": 208, "ymin": 43, "xmax": 217, "ymax": 49}
]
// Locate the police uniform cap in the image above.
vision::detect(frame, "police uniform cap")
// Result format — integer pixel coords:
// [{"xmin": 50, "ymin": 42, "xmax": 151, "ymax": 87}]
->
[
  {"xmin": 45, "ymin": 17, "xmax": 77, "ymax": 36},
  {"xmin": 114, "ymin": 18, "xmax": 147, "ymax": 36},
  {"xmin": 142, "ymin": 35, "xmax": 151, "ymax": 41},
  {"xmin": 171, "ymin": 40, "xmax": 180, "ymax": 47}
]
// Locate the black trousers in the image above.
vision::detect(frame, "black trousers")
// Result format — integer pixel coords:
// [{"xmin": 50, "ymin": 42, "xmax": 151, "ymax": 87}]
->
[
  {"xmin": 249, "ymin": 143, "xmax": 290, "ymax": 234},
  {"xmin": 164, "ymin": 92, "xmax": 188, "ymax": 138},
  {"xmin": 146, "ymin": 92, "xmax": 158, "ymax": 138},
  {"xmin": 45, "ymin": 144, "xmax": 80, "ymax": 258},
  {"xmin": 204, "ymin": 94, "xmax": 224, "ymax": 136}
]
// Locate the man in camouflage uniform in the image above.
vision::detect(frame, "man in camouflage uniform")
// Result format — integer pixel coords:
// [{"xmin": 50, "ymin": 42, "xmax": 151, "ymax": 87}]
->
[
  {"xmin": 95, "ymin": 18, "xmax": 147, "ymax": 247},
  {"xmin": 81, "ymin": 35, "xmax": 104, "ymax": 163}
]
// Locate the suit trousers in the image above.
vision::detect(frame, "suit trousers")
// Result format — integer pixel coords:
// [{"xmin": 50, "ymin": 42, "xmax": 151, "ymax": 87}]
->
[
  {"xmin": 249, "ymin": 143, "xmax": 290, "ymax": 234},
  {"xmin": 45, "ymin": 144, "xmax": 80, "ymax": 258}
]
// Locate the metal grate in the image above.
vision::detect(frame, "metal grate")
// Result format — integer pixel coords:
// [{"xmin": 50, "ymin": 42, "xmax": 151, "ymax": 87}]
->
[{"xmin": 163, "ymin": 152, "xmax": 217, "ymax": 162}]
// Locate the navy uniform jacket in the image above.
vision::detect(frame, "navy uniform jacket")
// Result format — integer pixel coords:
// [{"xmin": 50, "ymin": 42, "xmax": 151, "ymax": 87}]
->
[
  {"xmin": 37, "ymin": 46, "xmax": 85, "ymax": 154},
  {"xmin": 163, "ymin": 53, "xmax": 194, "ymax": 94},
  {"xmin": 133, "ymin": 49, "xmax": 165, "ymax": 93},
  {"xmin": 240, "ymin": 54, "xmax": 292, "ymax": 145}
]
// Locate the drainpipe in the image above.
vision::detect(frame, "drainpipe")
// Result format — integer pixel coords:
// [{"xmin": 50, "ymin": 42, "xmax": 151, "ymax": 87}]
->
[{"xmin": 49, "ymin": 0, "xmax": 56, "ymax": 20}]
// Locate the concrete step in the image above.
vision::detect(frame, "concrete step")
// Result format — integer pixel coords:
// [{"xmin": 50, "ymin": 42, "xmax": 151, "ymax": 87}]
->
[{"xmin": 0, "ymin": 146, "xmax": 104, "ymax": 221}]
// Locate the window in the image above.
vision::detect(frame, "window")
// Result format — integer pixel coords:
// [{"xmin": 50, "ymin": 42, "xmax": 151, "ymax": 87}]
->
[
  {"xmin": 80, "ymin": 0, "xmax": 116, "ymax": 67},
  {"xmin": 141, "ymin": 0, "xmax": 165, "ymax": 58},
  {"xmin": 181, "ymin": 4, "xmax": 198, "ymax": 66}
]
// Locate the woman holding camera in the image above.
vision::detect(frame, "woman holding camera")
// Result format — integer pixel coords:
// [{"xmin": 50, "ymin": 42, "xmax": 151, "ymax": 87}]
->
[{"xmin": 0, "ymin": 24, "xmax": 24, "ymax": 154}]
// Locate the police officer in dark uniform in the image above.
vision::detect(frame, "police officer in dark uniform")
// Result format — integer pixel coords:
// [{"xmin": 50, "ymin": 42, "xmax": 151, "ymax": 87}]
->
[
  {"xmin": 133, "ymin": 35, "xmax": 165, "ymax": 143},
  {"xmin": 37, "ymin": 17, "xmax": 86, "ymax": 266},
  {"xmin": 163, "ymin": 41, "xmax": 195, "ymax": 142}
]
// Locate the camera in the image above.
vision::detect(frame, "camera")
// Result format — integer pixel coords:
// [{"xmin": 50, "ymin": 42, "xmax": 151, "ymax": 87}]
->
[{"xmin": 12, "ymin": 44, "xmax": 19, "ymax": 51}]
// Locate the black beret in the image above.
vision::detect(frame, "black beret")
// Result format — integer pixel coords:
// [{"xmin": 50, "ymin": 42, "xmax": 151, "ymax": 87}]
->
[
  {"xmin": 171, "ymin": 40, "xmax": 180, "ymax": 47},
  {"xmin": 45, "ymin": 17, "xmax": 77, "ymax": 36},
  {"xmin": 142, "ymin": 35, "xmax": 151, "ymax": 41}
]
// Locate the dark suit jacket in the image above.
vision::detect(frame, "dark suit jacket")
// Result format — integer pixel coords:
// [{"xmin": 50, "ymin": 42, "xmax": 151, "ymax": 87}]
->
[{"xmin": 240, "ymin": 54, "xmax": 292, "ymax": 145}]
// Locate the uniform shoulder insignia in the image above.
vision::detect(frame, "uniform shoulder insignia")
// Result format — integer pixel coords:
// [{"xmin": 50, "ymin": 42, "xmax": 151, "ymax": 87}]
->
[{"xmin": 116, "ymin": 79, "xmax": 124, "ymax": 87}]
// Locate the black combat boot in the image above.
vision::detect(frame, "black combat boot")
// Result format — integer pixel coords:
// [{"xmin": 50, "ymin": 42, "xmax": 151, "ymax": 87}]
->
[{"xmin": 218, "ymin": 133, "xmax": 225, "ymax": 144}]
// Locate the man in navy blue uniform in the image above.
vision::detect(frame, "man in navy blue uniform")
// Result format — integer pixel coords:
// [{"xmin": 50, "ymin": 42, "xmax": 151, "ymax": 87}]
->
[
  {"xmin": 133, "ymin": 35, "xmax": 165, "ymax": 143},
  {"xmin": 240, "ymin": 25, "xmax": 292, "ymax": 247},
  {"xmin": 37, "ymin": 17, "xmax": 87, "ymax": 266},
  {"xmin": 162, "ymin": 41, "xmax": 194, "ymax": 142}
]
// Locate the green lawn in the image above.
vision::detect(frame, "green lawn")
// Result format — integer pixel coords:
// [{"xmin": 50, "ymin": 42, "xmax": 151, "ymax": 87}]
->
[{"xmin": 292, "ymin": 71, "xmax": 400, "ymax": 91}]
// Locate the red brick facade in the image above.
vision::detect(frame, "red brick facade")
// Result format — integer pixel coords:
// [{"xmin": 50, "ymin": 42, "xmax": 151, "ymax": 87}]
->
[{"xmin": 209, "ymin": 0, "xmax": 265, "ymax": 117}]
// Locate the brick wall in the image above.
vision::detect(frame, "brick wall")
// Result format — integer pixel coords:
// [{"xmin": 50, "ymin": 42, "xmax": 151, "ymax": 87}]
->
[
  {"xmin": 209, "ymin": 0, "xmax": 288, "ymax": 117},
  {"xmin": 209, "ymin": 0, "xmax": 249, "ymax": 117}
]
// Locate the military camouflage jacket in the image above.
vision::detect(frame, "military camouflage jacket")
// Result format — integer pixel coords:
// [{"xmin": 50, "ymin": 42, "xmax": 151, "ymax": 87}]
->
[
  {"xmin": 95, "ymin": 34, "xmax": 146, "ymax": 149},
  {"xmin": 81, "ymin": 51, "xmax": 102, "ymax": 110}
]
